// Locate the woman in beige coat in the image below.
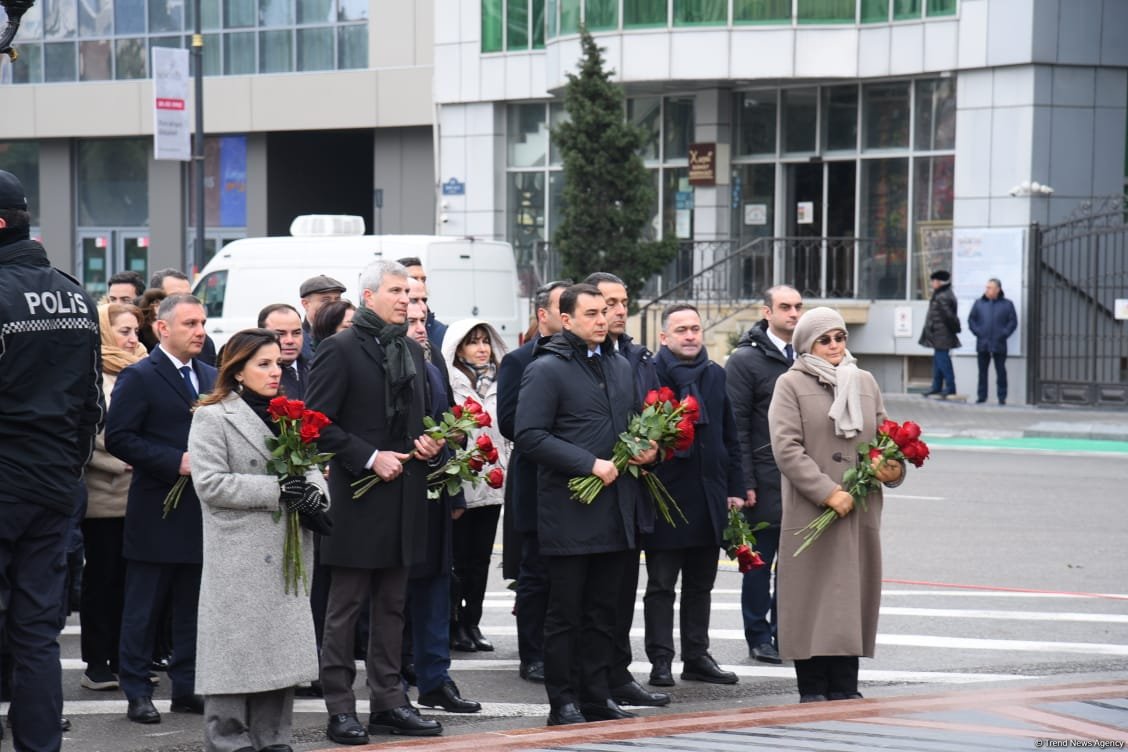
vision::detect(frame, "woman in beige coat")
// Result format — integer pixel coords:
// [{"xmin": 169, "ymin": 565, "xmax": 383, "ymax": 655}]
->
[{"xmin": 768, "ymin": 307, "xmax": 903, "ymax": 703}]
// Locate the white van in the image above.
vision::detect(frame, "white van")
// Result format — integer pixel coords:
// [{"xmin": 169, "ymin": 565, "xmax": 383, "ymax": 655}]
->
[{"xmin": 192, "ymin": 216, "xmax": 523, "ymax": 350}]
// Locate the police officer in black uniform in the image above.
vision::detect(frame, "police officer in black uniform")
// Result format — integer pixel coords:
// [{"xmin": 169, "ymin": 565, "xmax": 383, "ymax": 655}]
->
[{"xmin": 0, "ymin": 169, "xmax": 104, "ymax": 752}]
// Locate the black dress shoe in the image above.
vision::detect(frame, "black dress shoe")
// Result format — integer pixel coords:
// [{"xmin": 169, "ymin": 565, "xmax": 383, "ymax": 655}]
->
[
  {"xmin": 417, "ymin": 680, "xmax": 481, "ymax": 713},
  {"xmin": 648, "ymin": 657, "xmax": 675, "ymax": 687},
  {"xmin": 519, "ymin": 660, "xmax": 545, "ymax": 682},
  {"xmin": 828, "ymin": 691, "xmax": 864, "ymax": 700},
  {"xmin": 681, "ymin": 654, "xmax": 738, "ymax": 685},
  {"xmin": 580, "ymin": 699, "xmax": 637, "ymax": 721},
  {"xmin": 751, "ymin": 642, "xmax": 783, "ymax": 665},
  {"xmin": 294, "ymin": 680, "xmax": 324, "ymax": 698},
  {"xmin": 327, "ymin": 713, "xmax": 369, "ymax": 745},
  {"xmin": 126, "ymin": 696, "xmax": 161, "ymax": 724},
  {"xmin": 368, "ymin": 704, "xmax": 443, "ymax": 736},
  {"xmin": 611, "ymin": 679, "xmax": 670, "ymax": 707},
  {"xmin": 60, "ymin": 716, "xmax": 71, "ymax": 731},
  {"xmin": 170, "ymin": 693, "xmax": 205, "ymax": 714},
  {"xmin": 258, "ymin": 745, "xmax": 293, "ymax": 752},
  {"xmin": 467, "ymin": 625, "xmax": 493, "ymax": 652},
  {"xmin": 546, "ymin": 702, "xmax": 586, "ymax": 726},
  {"xmin": 799, "ymin": 693, "xmax": 828, "ymax": 703},
  {"xmin": 450, "ymin": 624, "xmax": 476, "ymax": 652}
]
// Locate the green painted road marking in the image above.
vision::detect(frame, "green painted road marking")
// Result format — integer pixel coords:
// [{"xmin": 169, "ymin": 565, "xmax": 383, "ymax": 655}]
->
[{"xmin": 929, "ymin": 436, "xmax": 1128, "ymax": 453}]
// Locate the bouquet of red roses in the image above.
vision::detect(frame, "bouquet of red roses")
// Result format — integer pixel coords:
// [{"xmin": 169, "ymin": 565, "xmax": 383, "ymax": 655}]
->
[
  {"xmin": 426, "ymin": 432, "xmax": 504, "ymax": 500},
  {"xmin": 794, "ymin": 419, "xmax": 930, "ymax": 557},
  {"xmin": 351, "ymin": 395, "xmax": 493, "ymax": 499},
  {"xmin": 265, "ymin": 397, "xmax": 334, "ymax": 594},
  {"xmin": 567, "ymin": 387, "xmax": 694, "ymax": 527},
  {"xmin": 723, "ymin": 506, "xmax": 768, "ymax": 573}
]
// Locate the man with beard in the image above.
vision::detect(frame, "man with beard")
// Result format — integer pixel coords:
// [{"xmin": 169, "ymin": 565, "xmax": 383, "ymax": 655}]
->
[
  {"xmin": 258, "ymin": 303, "xmax": 309, "ymax": 399},
  {"xmin": 515, "ymin": 283, "xmax": 657, "ymax": 726}
]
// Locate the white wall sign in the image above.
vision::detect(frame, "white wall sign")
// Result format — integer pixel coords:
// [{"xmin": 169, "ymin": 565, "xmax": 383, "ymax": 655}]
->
[
  {"xmin": 797, "ymin": 201, "xmax": 814, "ymax": 224},
  {"xmin": 893, "ymin": 306, "xmax": 913, "ymax": 337},
  {"xmin": 744, "ymin": 203, "xmax": 767, "ymax": 226},
  {"xmin": 951, "ymin": 227, "xmax": 1025, "ymax": 356},
  {"xmin": 152, "ymin": 47, "xmax": 191, "ymax": 161}
]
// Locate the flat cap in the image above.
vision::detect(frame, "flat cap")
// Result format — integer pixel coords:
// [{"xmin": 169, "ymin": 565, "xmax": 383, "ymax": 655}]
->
[
  {"xmin": 0, "ymin": 170, "xmax": 28, "ymax": 210},
  {"xmin": 300, "ymin": 275, "xmax": 346, "ymax": 297}
]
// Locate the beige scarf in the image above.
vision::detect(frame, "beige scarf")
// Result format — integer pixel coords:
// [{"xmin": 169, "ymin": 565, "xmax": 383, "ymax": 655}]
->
[{"xmin": 793, "ymin": 351, "xmax": 863, "ymax": 439}]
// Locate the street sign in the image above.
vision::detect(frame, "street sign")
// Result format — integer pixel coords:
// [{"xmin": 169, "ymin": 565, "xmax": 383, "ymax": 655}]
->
[{"xmin": 442, "ymin": 178, "xmax": 465, "ymax": 196}]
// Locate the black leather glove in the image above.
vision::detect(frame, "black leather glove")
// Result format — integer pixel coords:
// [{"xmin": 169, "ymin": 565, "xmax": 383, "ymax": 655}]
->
[
  {"xmin": 278, "ymin": 477, "xmax": 326, "ymax": 515},
  {"xmin": 299, "ymin": 509, "xmax": 334, "ymax": 536}
]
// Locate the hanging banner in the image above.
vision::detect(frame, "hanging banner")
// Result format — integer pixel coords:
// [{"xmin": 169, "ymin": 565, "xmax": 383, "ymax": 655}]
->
[{"xmin": 152, "ymin": 47, "xmax": 191, "ymax": 161}]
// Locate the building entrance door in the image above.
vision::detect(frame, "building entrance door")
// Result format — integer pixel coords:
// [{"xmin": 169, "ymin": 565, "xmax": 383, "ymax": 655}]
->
[
  {"xmin": 77, "ymin": 230, "xmax": 150, "ymax": 300},
  {"xmin": 782, "ymin": 161, "xmax": 857, "ymax": 297}
]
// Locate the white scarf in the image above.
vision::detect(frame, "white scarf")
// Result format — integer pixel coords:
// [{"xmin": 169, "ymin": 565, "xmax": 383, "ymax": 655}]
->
[{"xmin": 794, "ymin": 351, "xmax": 864, "ymax": 439}]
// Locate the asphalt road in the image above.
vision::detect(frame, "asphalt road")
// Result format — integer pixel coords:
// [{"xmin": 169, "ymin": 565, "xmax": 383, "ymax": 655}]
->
[{"xmin": 38, "ymin": 440, "xmax": 1128, "ymax": 751}]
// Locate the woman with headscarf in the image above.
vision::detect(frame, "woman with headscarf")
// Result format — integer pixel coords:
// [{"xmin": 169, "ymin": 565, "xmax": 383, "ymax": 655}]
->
[
  {"xmin": 768, "ymin": 306, "xmax": 904, "ymax": 704},
  {"xmin": 81, "ymin": 303, "xmax": 148, "ymax": 691}
]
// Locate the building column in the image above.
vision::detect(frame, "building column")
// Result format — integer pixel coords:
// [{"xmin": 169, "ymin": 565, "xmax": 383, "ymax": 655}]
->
[
  {"xmin": 38, "ymin": 140, "xmax": 74, "ymax": 273},
  {"xmin": 148, "ymin": 157, "xmax": 184, "ymax": 274}
]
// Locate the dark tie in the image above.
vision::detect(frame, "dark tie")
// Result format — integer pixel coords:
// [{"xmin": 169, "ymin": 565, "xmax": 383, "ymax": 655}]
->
[
  {"xmin": 179, "ymin": 365, "xmax": 198, "ymax": 399},
  {"xmin": 784, "ymin": 344, "xmax": 794, "ymax": 363},
  {"xmin": 588, "ymin": 352, "xmax": 603, "ymax": 378}
]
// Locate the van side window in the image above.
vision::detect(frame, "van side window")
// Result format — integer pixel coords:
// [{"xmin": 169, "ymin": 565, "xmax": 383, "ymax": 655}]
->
[{"xmin": 195, "ymin": 270, "xmax": 227, "ymax": 319}]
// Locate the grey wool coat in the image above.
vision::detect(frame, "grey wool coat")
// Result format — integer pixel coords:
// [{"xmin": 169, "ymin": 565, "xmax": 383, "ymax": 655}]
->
[
  {"xmin": 768, "ymin": 364, "xmax": 888, "ymax": 662},
  {"xmin": 187, "ymin": 392, "xmax": 327, "ymax": 695}
]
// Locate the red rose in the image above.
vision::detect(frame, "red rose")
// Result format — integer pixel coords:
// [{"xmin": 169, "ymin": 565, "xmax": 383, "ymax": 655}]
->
[
  {"xmin": 485, "ymin": 467, "xmax": 504, "ymax": 489},
  {"xmin": 475, "ymin": 434, "xmax": 494, "ymax": 452},
  {"xmin": 468, "ymin": 456, "xmax": 485, "ymax": 472},
  {"xmin": 734, "ymin": 544, "xmax": 754, "ymax": 573},
  {"xmin": 486, "ymin": 447, "xmax": 499, "ymax": 463},
  {"xmin": 283, "ymin": 399, "xmax": 305, "ymax": 420},
  {"xmin": 463, "ymin": 397, "xmax": 483, "ymax": 415},
  {"xmin": 680, "ymin": 395, "xmax": 701, "ymax": 421},
  {"xmin": 657, "ymin": 386, "xmax": 676, "ymax": 404},
  {"xmin": 475, "ymin": 412, "xmax": 492, "ymax": 428},
  {"xmin": 643, "ymin": 390, "xmax": 660, "ymax": 406},
  {"xmin": 868, "ymin": 447, "xmax": 882, "ymax": 461},
  {"xmin": 674, "ymin": 419, "xmax": 695, "ymax": 451},
  {"xmin": 749, "ymin": 551, "xmax": 766, "ymax": 569},
  {"xmin": 268, "ymin": 396, "xmax": 289, "ymax": 419},
  {"xmin": 902, "ymin": 440, "xmax": 930, "ymax": 468},
  {"xmin": 299, "ymin": 423, "xmax": 320, "ymax": 444},
  {"xmin": 302, "ymin": 409, "xmax": 331, "ymax": 431},
  {"xmin": 452, "ymin": 404, "xmax": 463, "ymax": 419},
  {"xmin": 878, "ymin": 419, "xmax": 899, "ymax": 439},
  {"xmin": 898, "ymin": 420, "xmax": 922, "ymax": 444}
]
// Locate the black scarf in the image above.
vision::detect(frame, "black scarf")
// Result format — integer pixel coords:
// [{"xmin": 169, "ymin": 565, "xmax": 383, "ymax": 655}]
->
[
  {"xmin": 655, "ymin": 345, "xmax": 711, "ymax": 427},
  {"xmin": 562, "ymin": 329, "xmax": 604, "ymax": 380},
  {"xmin": 241, "ymin": 390, "xmax": 281, "ymax": 436},
  {"xmin": 351, "ymin": 305, "xmax": 417, "ymax": 438}
]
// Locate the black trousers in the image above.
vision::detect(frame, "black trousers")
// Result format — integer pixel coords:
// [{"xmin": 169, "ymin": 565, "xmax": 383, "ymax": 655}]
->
[
  {"xmin": 451, "ymin": 505, "xmax": 501, "ymax": 628},
  {"xmin": 794, "ymin": 655, "xmax": 859, "ymax": 697},
  {"xmin": 643, "ymin": 546, "xmax": 719, "ymax": 662},
  {"xmin": 79, "ymin": 517, "xmax": 126, "ymax": 672},
  {"xmin": 543, "ymin": 549, "xmax": 632, "ymax": 708},
  {"xmin": 607, "ymin": 548, "xmax": 641, "ymax": 688},
  {"xmin": 515, "ymin": 532, "xmax": 549, "ymax": 663},
  {"xmin": 119, "ymin": 560, "xmax": 201, "ymax": 700}
]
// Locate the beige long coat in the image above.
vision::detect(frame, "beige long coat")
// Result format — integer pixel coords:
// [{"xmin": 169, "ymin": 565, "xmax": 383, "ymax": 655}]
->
[
  {"xmin": 768, "ymin": 365, "xmax": 888, "ymax": 661},
  {"xmin": 187, "ymin": 392, "xmax": 327, "ymax": 695}
]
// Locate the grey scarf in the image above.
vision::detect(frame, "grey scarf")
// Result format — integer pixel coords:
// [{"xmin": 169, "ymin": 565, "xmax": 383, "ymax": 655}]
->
[{"xmin": 793, "ymin": 351, "xmax": 864, "ymax": 439}]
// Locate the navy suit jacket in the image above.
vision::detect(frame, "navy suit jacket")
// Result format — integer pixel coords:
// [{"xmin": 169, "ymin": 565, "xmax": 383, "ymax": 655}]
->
[
  {"xmin": 105, "ymin": 347, "xmax": 216, "ymax": 564},
  {"xmin": 498, "ymin": 337, "xmax": 539, "ymax": 533}
]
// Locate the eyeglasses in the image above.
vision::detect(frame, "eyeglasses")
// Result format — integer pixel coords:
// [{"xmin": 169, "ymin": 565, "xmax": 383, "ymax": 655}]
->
[{"xmin": 815, "ymin": 333, "xmax": 848, "ymax": 346}]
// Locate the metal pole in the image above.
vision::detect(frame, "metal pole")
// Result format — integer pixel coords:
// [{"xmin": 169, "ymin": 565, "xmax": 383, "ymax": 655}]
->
[{"xmin": 191, "ymin": 0, "xmax": 204, "ymax": 274}]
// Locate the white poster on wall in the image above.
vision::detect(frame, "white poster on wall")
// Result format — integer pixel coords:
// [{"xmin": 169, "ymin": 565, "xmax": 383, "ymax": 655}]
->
[
  {"xmin": 950, "ymin": 227, "xmax": 1025, "ymax": 356},
  {"xmin": 152, "ymin": 47, "xmax": 191, "ymax": 161}
]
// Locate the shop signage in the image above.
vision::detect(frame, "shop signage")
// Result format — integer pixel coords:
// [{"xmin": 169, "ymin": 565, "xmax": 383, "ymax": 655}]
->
[
  {"xmin": 797, "ymin": 201, "xmax": 814, "ymax": 224},
  {"xmin": 1116, "ymin": 299, "xmax": 1128, "ymax": 320},
  {"xmin": 152, "ymin": 47, "xmax": 190, "ymax": 161},
  {"xmin": 744, "ymin": 203, "xmax": 767, "ymax": 226},
  {"xmin": 688, "ymin": 142, "xmax": 717, "ymax": 186}
]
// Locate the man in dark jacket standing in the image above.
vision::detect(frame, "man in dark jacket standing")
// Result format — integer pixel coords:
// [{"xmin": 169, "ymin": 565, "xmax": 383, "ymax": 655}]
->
[
  {"xmin": 582, "ymin": 272, "xmax": 668, "ymax": 709},
  {"xmin": 0, "ymin": 170, "xmax": 103, "ymax": 752},
  {"xmin": 498, "ymin": 279, "xmax": 570, "ymax": 684},
  {"xmin": 968, "ymin": 278, "xmax": 1018, "ymax": 405},
  {"xmin": 724, "ymin": 285, "xmax": 802, "ymax": 665},
  {"xmin": 920, "ymin": 269, "xmax": 961, "ymax": 397},
  {"xmin": 644, "ymin": 305, "xmax": 744, "ymax": 687},
  {"xmin": 515, "ymin": 283, "xmax": 657, "ymax": 727},
  {"xmin": 305, "ymin": 260, "xmax": 445, "ymax": 743}
]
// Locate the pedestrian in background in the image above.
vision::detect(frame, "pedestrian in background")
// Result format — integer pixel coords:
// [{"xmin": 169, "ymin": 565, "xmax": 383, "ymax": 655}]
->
[
  {"xmin": 919, "ymin": 270, "xmax": 961, "ymax": 398},
  {"xmin": 968, "ymin": 278, "xmax": 1018, "ymax": 406}
]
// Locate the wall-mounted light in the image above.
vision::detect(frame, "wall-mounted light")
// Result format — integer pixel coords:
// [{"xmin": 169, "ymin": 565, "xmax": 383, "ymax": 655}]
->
[{"xmin": 1010, "ymin": 180, "xmax": 1055, "ymax": 197}]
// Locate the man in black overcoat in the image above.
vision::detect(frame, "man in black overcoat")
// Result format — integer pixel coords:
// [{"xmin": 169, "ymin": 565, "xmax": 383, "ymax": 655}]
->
[
  {"xmin": 515, "ymin": 283, "xmax": 656, "ymax": 727},
  {"xmin": 304, "ymin": 260, "xmax": 445, "ymax": 744}
]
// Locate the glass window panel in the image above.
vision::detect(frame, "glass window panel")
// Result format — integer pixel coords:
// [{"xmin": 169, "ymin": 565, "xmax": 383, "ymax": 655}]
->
[
  {"xmin": 643, "ymin": 168, "xmax": 660, "ymax": 240},
  {"xmin": 732, "ymin": 163, "xmax": 776, "ymax": 246},
  {"xmin": 508, "ymin": 103, "xmax": 547, "ymax": 168},
  {"xmin": 628, "ymin": 96, "xmax": 661, "ymax": 161},
  {"xmin": 115, "ymin": 0, "xmax": 145, "ymax": 34},
  {"xmin": 927, "ymin": 0, "xmax": 956, "ymax": 16},
  {"xmin": 797, "ymin": 0, "xmax": 856, "ymax": 23},
  {"xmin": 187, "ymin": 0, "xmax": 222, "ymax": 30},
  {"xmin": 80, "ymin": 238, "xmax": 108, "ymax": 299},
  {"xmin": 823, "ymin": 85, "xmax": 858, "ymax": 151},
  {"xmin": 674, "ymin": 0, "xmax": 727, "ymax": 25},
  {"xmin": 338, "ymin": 0, "xmax": 367, "ymax": 20},
  {"xmin": 860, "ymin": 0, "xmax": 887, "ymax": 22},
  {"xmin": 734, "ymin": 0, "xmax": 790, "ymax": 23},
  {"xmin": 79, "ymin": 39, "xmax": 112, "ymax": 80},
  {"xmin": 559, "ymin": 0, "xmax": 579, "ymax": 33},
  {"xmin": 200, "ymin": 33, "xmax": 220, "ymax": 75},
  {"xmin": 548, "ymin": 170, "xmax": 565, "ymax": 242},
  {"xmin": 259, "ymin": 29, "xmax": 292, "ymax": 72},
  {"xmin": 259, "ymin": 0, "xmax": 294, "ymax": 26},
  {"xmin": 586, "ymin": 0, "xmax": 618, "ymax": 30},
  {"xmin": 893, "ymin": 0, "xmax": 919, "ymax": 19},
  {"xmin": 547, "ymin": 0, "xmax": 557, "ymax": 37},
  {"xmin": 482, "ymin": 0, "xmax": 503, "ymax": 52},
  {"xmin": 911, "ymin": 155, "xmax": 954, "ymax": 299},
  {"xmin": 224, "ymin": 31, "xmax": 256, "ymax": 73},
  {"xmin": 508, "ymin": 171, "xmax": 546, "ymax": 276},
  {"xmin": 663, "ymin": 97, "xmax": 694, "ymax": 161},
  {"xmin": 297, "ymin": 0, "xmax": 334, "ymax": 24},
  {"xmin": 78, "ymin": 0, "xmax": 113, "ymax": 36},
  {"xmin": 735, "ymin": 90, "xmax": 777, "ymax": 156},
  {"xmin": 149, "ymin": 35, "xmax": 182, "ymax": 51},
  {"xmin": 76, "ymin": 138, "xmax": 149, "ymax": 227},
  {"xmin": 6, "ymin": 3, "xmax": 42, "ymax": 39},
  {"xmin": 549, "ymin": 102, "xmax": 569, "ymax": 165},
  {"xmin": 10, "ymin": 43, "xmax": 45, "ymax": 83},
  {"xmin": 863, "ymin": 81, "xmax": 910, "ymax": 149},
  {"xmin": 44, "ymin": 0, "xmax": 77, "ymax": 38},
  {"xmin": 532, "ymin": 0, "xmax": 545, "ymax": 47},
  {"xmin": 859, "ymin": 157, "xmax": 908, "ymax": 299},
  {"xmin": 225, "ymin": 0, "xmax": 256, "ymax": 28},
  {"xmin": 662, "ymin": 168, "xmax": 691, "ymax": 239},
  {"xmin": 508, "ymin": 0, "xmax": 529, "ymax": 49},
  {"xmin": 0, "ymin": 141, "xmax": 41, "ymax": 224},
  {"xmin": 624, "ymin": 0, "xmax": 666, "ymax": 26},
  {"xmin": 297, "ymin": 27, "xmax": 333, "ymax": 70},
  {"xmin": 44, "ymin": 41, "xmax": 77, "ymax": 81},
  {"xmin": 337, "ymin": 23, "xmax": 366, "ymax": 68},
  {"xmin": 914, "ymin": 77, "xmax": 956, "ymax": 151},
  {"xmin": 149, "ymin": 0, "xmax": 184, "ymax": 33},
  {"xmin": 782, "ymin": 87, "xmax": 818, "ymax": 152}
]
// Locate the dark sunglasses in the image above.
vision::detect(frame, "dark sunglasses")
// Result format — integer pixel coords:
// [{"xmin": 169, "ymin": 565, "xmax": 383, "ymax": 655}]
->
[{"xmin": 815, "ymin": 332, "xmax": 848, "ymax": 346}]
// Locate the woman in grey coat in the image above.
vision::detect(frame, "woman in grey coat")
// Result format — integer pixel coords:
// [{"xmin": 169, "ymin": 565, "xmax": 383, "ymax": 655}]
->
[
  {"xmin": 188, "ymin": 329, "xmax": 329, "ymax": 752},
  {"xmin": 768, "ymin": 307, "xmax": 903, "ymax": 704}
]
